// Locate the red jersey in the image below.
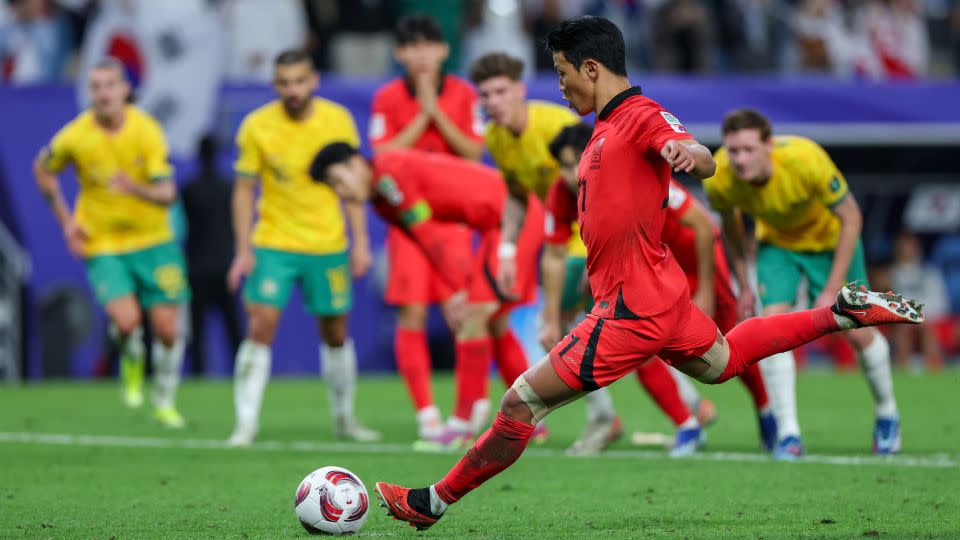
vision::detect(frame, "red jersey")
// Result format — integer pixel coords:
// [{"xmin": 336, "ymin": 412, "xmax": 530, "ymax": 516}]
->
[
  {"xmin": 545, "ymin": 179, "xmax": 578, "ymax": 247},
  {"xmin": 578, "ymin": 87, "xmax": 695, "ymax": 319},
  {"xmin": 371, "ymin": 149, "xmax": 507, "ymax": 288},
  {"xmin": 369, "ymin": 75, "xmax": 484, "ymax": 153}
]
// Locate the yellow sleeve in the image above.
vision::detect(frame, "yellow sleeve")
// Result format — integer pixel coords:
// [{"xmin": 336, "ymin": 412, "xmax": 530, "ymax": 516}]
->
[
  {"xmin": 39, "ymin": 125, "xmax": 73, "ymax": 173},
  {"xmin": 340, "ymin": 108, "xmax": 361, "ymax": 147},
  {"xmin": 802, "ymin": 141, "xmax": 848, "ymax": 208},
  {"xmin": 234, "ymin": 115, "xmax": 262, "ymax": 180},
  {"xmin": 142, "ymin": 117, "xmax": 174, "ymax": 182}
]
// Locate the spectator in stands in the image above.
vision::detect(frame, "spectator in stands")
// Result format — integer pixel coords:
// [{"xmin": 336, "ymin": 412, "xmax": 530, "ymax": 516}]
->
[
  {"xmin": 221, "ymin": 0, "xmax": 306, "ymax": 82},
  {"xmin": 0, "ymin": 0, "xmax": 63, "ymax": 83},
  {"xmin": 181, "ymin": 135, "xmax": 242, "ymax": 376},
  {"xmin": 651, "ymin": 0, "xmax": 712, "ymax": 73},
  {"xmin": 791, "ymin": 0, "xmax": 851, "ymax": 74},
  {"xmin": 890, "ymin": 231, "xmax": 947, "ymax": 371},
  {"xmin": 858, "ymin": 0, "xmax": 930, "ymax": 78}
]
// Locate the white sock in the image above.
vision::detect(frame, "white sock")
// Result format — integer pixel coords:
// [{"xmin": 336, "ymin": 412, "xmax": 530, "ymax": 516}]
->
[
  {"xmin": 234, "ymin": 340, "xmax": 271, "ymax": 432},
  {"xmin": 858, "ymin": 332, "xmax": 898, "ymax": 418},
  {"xmin": 151, "ymin": 339, "xmax": 185, "ymax": 409},
  {"xmin": 758, "ymin": 351, "xmax": 801, "ymax": 440},
  {"xmin": 679, "ymin": 416, "xmax": 699, "ymax": 430},
  {"xmin": 469, "ymin": 399, "xmax": 491, "ymax": 433},
  {"xmin": 428, "ymin": 485, "xmax": 448, "ymax": 515},
  {"xmin": 668, "ymin": 367, "xmax": 702, "ymax": 412},
  {"xmin": 117, "ymin": 326, "xmax": 145, "ymax": 363},
  {"xmin": 321, "ymin": 338, "xmax": 356, "ymax": 420},
  {"xmin": 417, "ymin": 405, "xmax": 441, "ymax": 425},
  {"xmin": 447, "ymin": 416, "xmax": 472, "ymax": 432},
  {"xmin": 584, "ymin": 387, "xmax": 617, "ymax": 423}
]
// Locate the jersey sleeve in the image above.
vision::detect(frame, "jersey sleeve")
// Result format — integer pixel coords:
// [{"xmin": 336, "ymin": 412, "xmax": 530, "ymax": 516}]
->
[
  {"xmin": 234, "ymin": 115, "xmax": 262, "ymax": 180},
  {"xmin": 39, "ymin": 125, "xmax": 73, "ymax": 173},
  {"xmin": 374, "ymin": 170, "xmax": 470, "ymax": 290},
  {"xmin": 368, "ymin": 90, "xmax": 397, "ymax": 147},
  {"xmin": 339, "ymin": 108, "xmax": 361, "ymax": 148},
  {"xmin": 142, "ymin": 117, "xmax": 174, "ymax": 182},
  {"xmin": 666, "ymin": 179, "xmax": 694, "ymax": 219},
  {"xmin": 802, "ymin": 141, "xmax": 849, "ymax": 208},
  {"xmin": 633, "ymin": 106, "xmax": 695, "ymax": 154},
  {"xmin": 544, "ymin": 181, "xmax": 577, "ymax": 246}
]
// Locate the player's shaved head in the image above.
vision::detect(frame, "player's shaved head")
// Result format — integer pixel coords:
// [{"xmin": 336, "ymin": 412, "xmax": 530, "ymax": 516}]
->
[
  {"xmin": 545, "ymin": 16, "xmax": 627, "ymax": 77},
  {"xmin": 274, "ymin": 49, "xmax": 314, "ymax": 69}
]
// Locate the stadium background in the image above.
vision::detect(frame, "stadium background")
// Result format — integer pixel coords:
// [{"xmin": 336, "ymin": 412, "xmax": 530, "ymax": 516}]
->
[{"xmin": 1, "ymin": 0, "xmax": 958, "ymax": 381}]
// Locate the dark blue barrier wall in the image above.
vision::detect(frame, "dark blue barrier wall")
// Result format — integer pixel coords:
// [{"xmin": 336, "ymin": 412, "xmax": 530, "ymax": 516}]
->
[{"xmin": 2, "ymin": 76, "xmax": 958, "ymax": 378}]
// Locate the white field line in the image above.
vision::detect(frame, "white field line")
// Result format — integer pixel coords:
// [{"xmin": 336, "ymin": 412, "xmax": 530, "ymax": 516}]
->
[{"xmin": 0, "ymin": 431, "xmax": 956, "ymax": 469}]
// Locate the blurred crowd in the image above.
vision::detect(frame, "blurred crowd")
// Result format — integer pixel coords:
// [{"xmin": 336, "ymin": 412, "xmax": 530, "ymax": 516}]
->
[{"xmin": 2, "ymin": 0, "xmax": 959, "ymax": 85}]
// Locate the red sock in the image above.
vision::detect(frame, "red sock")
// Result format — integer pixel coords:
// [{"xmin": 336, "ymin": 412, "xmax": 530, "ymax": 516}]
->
[
  {"xmin": 453, "ymin": 338, "xmax": 492, "ymax": 421},
  {"xmin": 434, "ymin": 412, "xmax": 534, "ymax": 504},
  {"xmin": 395, "ymin": 328, "xmax": 433, "ymax": 411},
  {"xmin": 492, "ymin": 330, "xmax": 529, "ymax": 389},
  {"xmin": 718, "ymin": 306, "xmax": 839, "ymax": 383},
  {"xmin": 738, "ymin": 363, "xmax": 769, "ymax": 409},
  {"xmin": 636, "ymin": 358, "xmax": 692, "ymax": 426}
]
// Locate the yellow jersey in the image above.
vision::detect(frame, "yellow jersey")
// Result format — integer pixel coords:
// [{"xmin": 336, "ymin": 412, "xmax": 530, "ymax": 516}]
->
[
  {"xmin": 235, "ymin": 98, "xmax": 360, "ymax": 254},
  {"xmin": 484, "ymin": 100, "xmax": 586, "ymax": 256},
  {"xmin": 41, "ymin": 105, "xmax": 175, "ymax": 256},
  {"xmin": 704, "ymin": 135, "xmax": 849, "ymax": 252}
]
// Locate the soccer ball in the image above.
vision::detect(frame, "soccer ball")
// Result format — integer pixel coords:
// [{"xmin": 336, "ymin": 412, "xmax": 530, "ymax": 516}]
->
[{"xmin": 294, "ymin": 466, "xmax": 369, "ymax": 535}]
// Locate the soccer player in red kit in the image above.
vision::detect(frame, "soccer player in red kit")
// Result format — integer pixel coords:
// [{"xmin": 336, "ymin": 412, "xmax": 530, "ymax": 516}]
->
[
  {"xmin": 369, "ymin": 15, "xmax": 510, "ymax": 442},
  {"xmin": 310, "ymin": 146, "xmax": 544, "ymax": 402},
  {"xmin": 372, "ymin": 16, "xmax": 924, "ymax": 531},
  {"xmin": 543, "ymin": 123, "xmax": 777, "ymax": 454}
]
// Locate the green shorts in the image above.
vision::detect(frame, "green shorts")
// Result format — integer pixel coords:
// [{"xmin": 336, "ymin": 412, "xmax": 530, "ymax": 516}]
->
[
  {"xmin": 86, "ymin": 241, "xmax": 191, "ymax": 308},
  {"xmin": 756, "ymin": 240, "xmax": 869, "ymax": 307},
  {"xmin": 560, "ymin": 256, "xmax": 594, "ymax": 313},
  {"xmin": 243, "ymin": 248, "xmax": 351, "ymax": 316}
]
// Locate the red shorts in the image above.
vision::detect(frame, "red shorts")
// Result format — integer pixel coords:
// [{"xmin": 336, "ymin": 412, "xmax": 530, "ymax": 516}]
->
[
  {"xmin": 549, "ymin": 292, "xmax": 719, "ymax": 391},
  {"xmin": 468, "ymin": 195, "xmax": 545, "ymax": 318},
  {"xmin": 385, "ymin": 223, "xmax": 473, "ymax": 305}
]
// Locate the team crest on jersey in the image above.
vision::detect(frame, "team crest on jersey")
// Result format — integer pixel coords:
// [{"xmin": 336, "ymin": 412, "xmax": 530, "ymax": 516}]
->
[
  {"xmin": 660, "ymin": 111, "xmax": 687, "ymax": 133},
  {"xmin": 590, "ymin": 137, "xmax": 605, "ymax": 170},
  {"xmin": 829, "ymin": 176, "xmax": 842, "ymax": 193},
  {"xmin": 376, "ymin": 175, "xmax": 404, "ymax": 206}
]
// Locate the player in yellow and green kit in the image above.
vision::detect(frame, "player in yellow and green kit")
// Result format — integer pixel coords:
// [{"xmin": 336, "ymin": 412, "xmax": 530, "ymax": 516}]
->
[
  {"xmin": 467, "ymin": 52, "xmax": 585, "ymax": 449},
  {"xmin": 226, "ymin": 50, "xmax": 378, "ymax": 446},
  {"xmin": 704, "ymin": 108, "xmax": 901, "ymax": 458},
  {"xmin": 33, "ymin": 59, "xmax": 189, "ymax": 428}
]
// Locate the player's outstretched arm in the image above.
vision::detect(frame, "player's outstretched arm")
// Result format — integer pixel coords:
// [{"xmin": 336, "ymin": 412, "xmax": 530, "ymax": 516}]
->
[
  {"xmin": 720, "ymin": 208, "xmax": 756, "ymax": 320},
  {"xmin": 227, "ymin": 176, "xmax": 257, "ymax": 292},
  {"xmin": 661, "ymin": 139, "xmax": 716, "ymax": 180},
  {"xmin": 539, "ymin": 243, "xmax": 568, "ymax": 350},
  {"xmin": 816, "ymin": 194, "xmax": 863, "ymax": 307},
  {"xmin": 496, "ymin": 183, "xmax": 530, "ymax": 297},
  {"xmin": 344, "ymin": 201, "xmax": 372, "ymax": 278},
  {"xmin": 33, "ymin": 155, "xmax": 85, "ymax": 257},
  {"xmin": 679, "ymin": 202, "xmax": 716, "ymax": 318}
]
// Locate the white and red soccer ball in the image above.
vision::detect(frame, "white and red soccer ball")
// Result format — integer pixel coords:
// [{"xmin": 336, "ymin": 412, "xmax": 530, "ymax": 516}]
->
[{"xmin": 294, "ymin": 466, "xmax": 369, "ymax": 534}]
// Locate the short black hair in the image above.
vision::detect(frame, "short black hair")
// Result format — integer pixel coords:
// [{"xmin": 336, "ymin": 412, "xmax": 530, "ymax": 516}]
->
[
  {"xmin": 545, "ymin": 16, "xmax": 627, "ymax": 77},
  {"xmin": 310, "ymin": 142, "xmax": 359, "ymax": 183},
  {"xmin": 395, "ymin": 14, "xmax": 445, "ymax": 45},
  {"xmin": 274, "ymin": 49, "xmax": 313, "ymax": 68},
  {"xmin": 549, "ymin": 123, "xmax": 594, "ymax": 160}
]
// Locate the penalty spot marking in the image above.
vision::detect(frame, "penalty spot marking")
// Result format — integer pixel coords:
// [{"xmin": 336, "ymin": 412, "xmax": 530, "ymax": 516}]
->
[{"xmin": 0, "ymin": 431, "xmax": 956, "ymax": 469}]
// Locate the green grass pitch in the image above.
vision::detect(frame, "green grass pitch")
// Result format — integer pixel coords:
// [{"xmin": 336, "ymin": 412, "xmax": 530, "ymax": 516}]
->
[{"xmin": 1, "ymin": 371, "xmax": 958, "ymax": 539}]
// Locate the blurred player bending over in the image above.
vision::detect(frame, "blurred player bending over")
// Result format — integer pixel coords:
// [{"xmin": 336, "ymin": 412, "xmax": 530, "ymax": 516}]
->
[
  {"xmin": 33, "ymin": 59, "xmax": 189, "ymax": 428},
  {"xmin": 226, "ymin": 50, "xmax": 378, "ymax": 447},
  {"xmin": 704, "ymin": 109, "xmax": 902, "ymax": 458},
  {"xmin": 310, "ymin": 145, "xmax": 545, "ymax": 445},
  {"xmin": 371, "ymin": 16, "xmax": 923, "ymax": 530},
  {"xmin": 544, "ymin": 124, "xmax": 776, "ymax": 455},
  {"xmin": 470, "ymin": 52, "xmax": 705, "ymax": 456},
  {"xmin": 368, "ymin": 15, "xmax": 491, "ymax": 442}
]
